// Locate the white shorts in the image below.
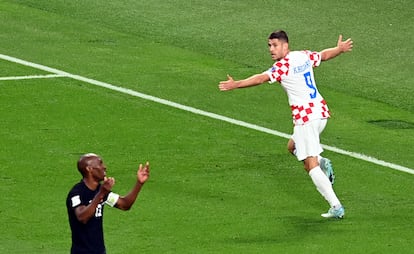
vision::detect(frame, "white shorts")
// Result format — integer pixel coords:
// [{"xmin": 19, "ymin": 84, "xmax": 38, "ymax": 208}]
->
[{"xmin": 292, "ymin": 118, "xmax": 327, "ymax": 161}]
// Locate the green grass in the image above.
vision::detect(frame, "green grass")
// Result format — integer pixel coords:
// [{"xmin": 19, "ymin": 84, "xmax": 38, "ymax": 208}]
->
[{"xmin": 0, "ymin": 0, "xmax": 413, "ymax": 253}]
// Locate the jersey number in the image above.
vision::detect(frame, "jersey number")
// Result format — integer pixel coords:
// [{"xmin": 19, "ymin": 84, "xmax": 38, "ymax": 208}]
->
[
  {"xmin": 95, "ymin": 204, "xmax": 103, "ymax": 217},
  {"xmin": 303, "ymin": 71, "xmax": 317, "ymax": 99}
]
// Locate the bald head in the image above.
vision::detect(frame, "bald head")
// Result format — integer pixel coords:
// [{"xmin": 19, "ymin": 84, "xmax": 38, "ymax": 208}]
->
[{"xmin": 77, "ymin": 153, "xmax": 100, "ymax": 176}]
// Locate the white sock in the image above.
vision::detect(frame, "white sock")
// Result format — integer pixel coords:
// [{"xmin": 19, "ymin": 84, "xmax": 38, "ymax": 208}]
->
[{"xmin": 309, "ymin": 166, "xmax": 341, "ymax": 208}]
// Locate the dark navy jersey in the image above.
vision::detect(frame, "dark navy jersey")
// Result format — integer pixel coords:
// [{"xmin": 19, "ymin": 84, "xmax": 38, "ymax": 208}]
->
[{"xmin": 66, "ymin": 180, "xmax": 106, "ymax": 254}]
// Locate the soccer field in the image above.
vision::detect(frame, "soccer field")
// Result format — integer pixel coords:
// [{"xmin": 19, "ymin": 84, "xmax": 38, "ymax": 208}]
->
[{"xmin": 0, "ymin": 1, "xmax": 413, "ymax": 253}]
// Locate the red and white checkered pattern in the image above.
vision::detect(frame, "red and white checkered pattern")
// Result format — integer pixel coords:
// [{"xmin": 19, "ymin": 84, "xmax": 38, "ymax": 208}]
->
[
  {"xmin": 264, "ymin": 50, "xmax": 329, "ymax": 125},
  {"xmin": 304, "ymin": 50, "xmax": 322, "ymax": 67},
  {"xmin": 291, "ymin": 100, "xmax": 330, "ymax": 125},
  {"xmin": 270, "ymin": 57, "xmax": 290, "ymax": 82}
]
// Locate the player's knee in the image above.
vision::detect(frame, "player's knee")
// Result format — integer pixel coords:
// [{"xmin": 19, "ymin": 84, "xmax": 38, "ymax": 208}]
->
[{"xmin": 304, "ymin": 157, "xmax": 318, "ymax": 172}]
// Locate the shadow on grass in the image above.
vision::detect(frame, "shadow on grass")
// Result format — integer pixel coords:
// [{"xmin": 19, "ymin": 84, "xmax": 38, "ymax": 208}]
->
[
  {"xmin": 225, "ymin": 215, "xmax": 346, "ymax": 245},
  {"xmin": 368, "ymin": 119, "xmax": 414, "ymax": 129}
]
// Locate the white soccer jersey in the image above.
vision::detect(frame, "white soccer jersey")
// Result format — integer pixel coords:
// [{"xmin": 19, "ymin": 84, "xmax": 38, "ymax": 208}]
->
[{"xmin": 264, "ymin": 50, "xmax": 330, "ymax": 125}]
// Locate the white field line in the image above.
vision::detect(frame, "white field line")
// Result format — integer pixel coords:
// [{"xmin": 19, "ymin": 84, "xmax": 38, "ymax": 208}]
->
[
  {"xmin": 1, "ymin": 53, "xmax": 413, "ymax": 175},
  {"xmin": 0, "ymin": 74, "xmax": 67, "ymax": 81}
]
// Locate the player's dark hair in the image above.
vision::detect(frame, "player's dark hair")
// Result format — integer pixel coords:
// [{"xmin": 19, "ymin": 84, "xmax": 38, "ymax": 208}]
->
[{"xmin": 268, "ymin": 30, "xmax": 289, "ymax": 43}]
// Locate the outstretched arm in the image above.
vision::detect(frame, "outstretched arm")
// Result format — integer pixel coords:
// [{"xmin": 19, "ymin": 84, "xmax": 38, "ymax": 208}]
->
[
  {"xmin": 219, "ymin": 73, "xmax": 270, "ymax": 91},
  {"xmin": 115, "ymin": 162, "xmax": 150, "ymax": 211},
  {"xmin": 321, "ymin": 35, "xmax": 353, "ymax": 61}
]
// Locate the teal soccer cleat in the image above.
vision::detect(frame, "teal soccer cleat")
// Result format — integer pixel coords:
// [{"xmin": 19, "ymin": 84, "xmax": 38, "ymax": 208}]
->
[
  {"xmin": 321, "ymin": 206, "xmax": 345, "ymax": 219},
  {"xmin": 320, "ymin": 157, "xmax": 335, "ymax": 185}
]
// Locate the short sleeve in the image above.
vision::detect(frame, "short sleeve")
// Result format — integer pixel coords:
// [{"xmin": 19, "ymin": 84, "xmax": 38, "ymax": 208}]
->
[
  {"xmin": 264, "ymin": 57, "xmax": 290, "ymax": 84},
  {"xmin": 263, "ymin": 69, "xmax": 276, "ymax": 84},
  {"xmin": 70, "ymin": 195, "xmax": 81, "ymax": 208},
  {"xmin": 303, "ymin": 50, "xmax": 322, "ymax": 67}
]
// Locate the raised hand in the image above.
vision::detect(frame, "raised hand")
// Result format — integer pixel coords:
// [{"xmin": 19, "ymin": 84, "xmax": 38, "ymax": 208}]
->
[
  {"xmin": 337, "ymin": 34, "xmax": 353, "ymax": 53},
  {"xmin": 137, "ymin": 162, "xmax": 150, "ymax": 184},
  {"xmin": 101, "ymin": 177, "xmax": 115, "ymax": 195}
]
